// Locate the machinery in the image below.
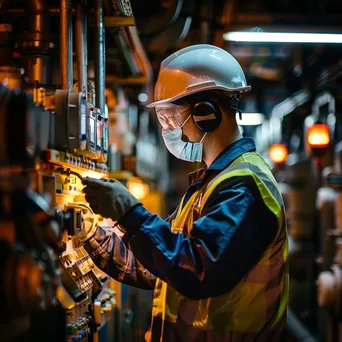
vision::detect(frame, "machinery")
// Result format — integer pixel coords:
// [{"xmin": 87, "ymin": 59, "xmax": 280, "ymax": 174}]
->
[
  {"xmin": 0, "ymin": 1, "xmax": 159, "ymax": 341},
  {"xmin": 252, "ymin": 64, "xmax": 342, "ymax": 340},
  {"xmin": 1, "ymin": 0, "xmax": 339, "ymax": 341}
]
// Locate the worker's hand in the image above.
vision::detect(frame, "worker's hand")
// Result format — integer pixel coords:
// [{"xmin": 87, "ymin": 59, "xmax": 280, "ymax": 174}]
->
[{"xmin": 82, "ymin": 178, "xmax": 140, "ymax": 221}]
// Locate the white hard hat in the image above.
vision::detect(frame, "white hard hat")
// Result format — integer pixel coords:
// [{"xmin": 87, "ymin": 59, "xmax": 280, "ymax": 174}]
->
[{"xmin": 146, "ymin": 44, "xmax": 251, "ymax": 108}]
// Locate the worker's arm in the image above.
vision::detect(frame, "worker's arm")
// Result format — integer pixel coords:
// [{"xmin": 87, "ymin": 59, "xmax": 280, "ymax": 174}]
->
[
  {"xmin": 119, "ymin": 178, "xmax": 279, "ymax": 300},
  {"xmin": 83, "ymin": 224, "xmax": 156, "ymax": 290}
]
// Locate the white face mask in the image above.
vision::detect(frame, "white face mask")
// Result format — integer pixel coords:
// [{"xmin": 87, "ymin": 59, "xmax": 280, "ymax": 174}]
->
[{"xmin": 162, "ymin": 114, "xmax": 207, "ymax": 162}]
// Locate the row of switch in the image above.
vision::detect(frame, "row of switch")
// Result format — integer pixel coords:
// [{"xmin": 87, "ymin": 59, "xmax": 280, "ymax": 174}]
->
[
  {"xmin": 64, "ymin": 154, "xmax": 108, "ymax": 173},
  {"xmin": 67, "ymin": 317, "xmax": 89, "ymax": 334},
  {"xmin": 66, "ymin": 288, "xmax": 116, "ymax": 341},
  {"xmin": 45, "ymin": 149, "xmax": 108, "ymax": 176},
  {"xmin": 70, "ymin": 330, "xmax": 88, "ymax": 342},
  {"xmin": 67, "ymin": 316, "xmax": 91, "ymax": 342}
]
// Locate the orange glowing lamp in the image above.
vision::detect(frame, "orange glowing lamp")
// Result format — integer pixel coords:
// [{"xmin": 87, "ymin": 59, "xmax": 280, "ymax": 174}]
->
[
  {"xmin": 269, "ymin": 144, "xmax": 288, "ymax": 164},
  {"xmin": 307, "ymin": 124, "xmax": 330, "ymax": 149}
]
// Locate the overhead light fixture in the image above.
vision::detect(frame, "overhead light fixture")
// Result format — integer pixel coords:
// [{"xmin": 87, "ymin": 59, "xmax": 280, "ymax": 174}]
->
[
  {"xmin": 224, "ymin": 31, "xmax": 342, "ymax": 44},
  {"xmin": 237, "ymin": 112, "xmax": 264, "ymax": 126}
]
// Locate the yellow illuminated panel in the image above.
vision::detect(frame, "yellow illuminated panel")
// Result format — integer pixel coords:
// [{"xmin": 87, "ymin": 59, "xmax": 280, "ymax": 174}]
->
[
  {"xmin": 127, "ymin": 177, "xmax": 150, "ymax": 200},
  {"xmin": 307, "ymin": 124, "xmax": 330, "ymax": 148},
  {"xmin": 269, "ymin": 144, "xmax": 288, "ymax": 164}
]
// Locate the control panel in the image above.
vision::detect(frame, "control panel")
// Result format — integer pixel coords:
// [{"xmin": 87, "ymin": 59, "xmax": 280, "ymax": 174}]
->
[
  {"xmin": 60, "ymin": 244, "xmax": 102, "ymax": 299},
  {"xmin": 40, "ymin": 151, "xmax": 116, "ymax": 342},
  {"xmin": 66, "ymin": 300, "xmax": 92, "ymax": 342}
]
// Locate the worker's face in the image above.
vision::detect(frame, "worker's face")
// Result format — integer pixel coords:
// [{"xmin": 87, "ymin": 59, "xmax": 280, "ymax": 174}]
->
[
  {"xmin": 178, "ymin": 106, "xmax": 205, "ymax": 143},
  {"xmin": 155, "ymin": 103, "xmax": 205, "ymax": 143},
  {"xmin": 156, "ymin": 102, "xmax": 209, "ymax": 163}
]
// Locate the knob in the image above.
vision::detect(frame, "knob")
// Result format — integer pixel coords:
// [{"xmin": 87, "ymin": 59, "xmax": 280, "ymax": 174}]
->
[
  {"xmin": 67, "ymin": 324, "xmax": 78, "ymax": 335},
  {"xmin": 105, "ymin": 301, "xmax": 112, "ymax": 310},
  {"xmin": 123, "ymin": 309, "xmax": 134, "ymax": 324}
]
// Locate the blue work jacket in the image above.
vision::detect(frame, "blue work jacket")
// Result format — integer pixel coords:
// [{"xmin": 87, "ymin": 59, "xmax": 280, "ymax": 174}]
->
[{"xmin": 84, "ymin": 137, "xmax": 279, "ymax": 300}]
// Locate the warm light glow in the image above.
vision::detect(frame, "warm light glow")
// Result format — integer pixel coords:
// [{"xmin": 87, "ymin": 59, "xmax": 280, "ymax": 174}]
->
[
  {"xmin": 82, "ymin": 171, "xmax": 105, "ymax": 179},
  {"xmin": 223, "ymin": 31, "xmax": 342, "ymax": 44},
  {"xmin": 269, "ymin": 144, "xmax": 288, "ymax": 164},
  {"xmin": 237, "ymin": 113, "xmax": 264, "ymax": 126},
  {"xmin": 127, "ymin": 177, "xmax": 150, "ymax": 200},
  {"xmin": 308, "ymin": 124, "xmax": 330, "ymax": 148}
]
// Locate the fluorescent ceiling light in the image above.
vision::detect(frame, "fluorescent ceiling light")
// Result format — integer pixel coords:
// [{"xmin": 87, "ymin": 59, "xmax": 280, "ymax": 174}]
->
[
  {"xmin": 237, "ymin": 112, "xmax": 264, "ymax": 126},
  {"xmin": 224, "ymin": 31, "xmax": 342, "ymax": 43}
]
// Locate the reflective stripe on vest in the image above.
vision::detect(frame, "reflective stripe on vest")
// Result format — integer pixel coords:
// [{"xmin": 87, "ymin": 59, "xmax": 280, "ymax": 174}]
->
[{"xmin": 151, "ymin": 151, "xmax": 289, "ymax": 338}]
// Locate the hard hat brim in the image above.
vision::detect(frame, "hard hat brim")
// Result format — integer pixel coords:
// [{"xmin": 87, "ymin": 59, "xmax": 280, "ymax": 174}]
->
[{"xmin": 146, "ymin": 84, "xmax": 251, "ymax": 108}]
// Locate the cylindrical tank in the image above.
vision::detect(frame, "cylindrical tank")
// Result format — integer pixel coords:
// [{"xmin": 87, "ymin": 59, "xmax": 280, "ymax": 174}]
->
[
  {"xmin": 317, "ymin": 187, "xmax": 337, "ymax": 269},
  {"xmin": 284, "ymin": 157, "xmax": 319, "ymax": 326},
  {"xmin": 285, "ymin": 158, "xmax": 318, "ymax": 240}
]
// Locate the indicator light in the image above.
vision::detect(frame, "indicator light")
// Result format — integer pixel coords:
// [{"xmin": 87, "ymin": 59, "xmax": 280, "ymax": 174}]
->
[{"xmin": 269, "ymin": 144, "xmax": 288, "ymax": 164}]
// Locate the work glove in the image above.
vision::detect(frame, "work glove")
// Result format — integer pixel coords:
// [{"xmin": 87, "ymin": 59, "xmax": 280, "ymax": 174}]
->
[{"xmin": 82, "ymin": 178, "xmax": 140, "ymax": 222}]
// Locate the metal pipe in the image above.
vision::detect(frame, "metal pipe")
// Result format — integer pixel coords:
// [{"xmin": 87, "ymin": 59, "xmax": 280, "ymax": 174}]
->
[
  {"xmin": 75, "ymin": 1, "xmax": 87, "ymax": 94},
  {"xmin": 200, "ymin": 0, "xmax": 213, "ymax": 44},
  {"xmin": 25, "ymin": 57, "xmax": 52, "ymax": 85},
  {"xmin": 94, "ymin": 0, "xmax": 105, "ymax": 113},
  {"xmin": 127, "ymin": 26, "xmax": 153, "ymax": 97},
  {"xmin": 60, "ymin": 0, "xmax": 73, "ymax": 90},
  {"xmin": 24, "ymin": 0, "xmax": 51, "ymax": 84},
  {"xmin": 286, "ymin": 309, "xmax": 318, "ymax": 342},
  {"xmin": 84, "ymin": 1, "xmax": 88, "ymax": 80},
  {"xmin": 28, "ymin": 0, "xmax": 48, "ymax": 33}
]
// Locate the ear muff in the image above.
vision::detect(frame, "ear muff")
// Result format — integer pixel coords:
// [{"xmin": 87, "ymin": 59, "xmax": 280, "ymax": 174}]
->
[{"xmin": 191, "ymin": 100, "xmax": 222, "ymax": 132}]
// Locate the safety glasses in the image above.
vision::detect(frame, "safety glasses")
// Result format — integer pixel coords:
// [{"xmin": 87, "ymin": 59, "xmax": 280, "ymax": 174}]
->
[{"xmin": 155, "ymin": 103, "xmax": 190, "ymax": 130}]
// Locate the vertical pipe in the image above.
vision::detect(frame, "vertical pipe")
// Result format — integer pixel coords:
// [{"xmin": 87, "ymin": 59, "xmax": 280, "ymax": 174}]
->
[
  {"xmin": 95, "ymin": 0, "xmax": 105, "ymax": 114},
  {"xmin": 200, "ymin": 0, "xmax": 212, "ymax": 44},
  {"xmin": 84, "ymin": 0, "xmax": 88, "ymax": 83},
  {"xmin": 67, "ymin": 2, "xmax": 73, "ymax": 90},
  {"xmin": 25, "ymin": 0, "xmax": 51, "ymax": 84},
  {"xmin": 60, "ymin": 0, "xmax": 73, "ymax": 90},
  {"xmin": 25, "ymin": 57, "xmax": 51, "ymax": 84},
  {"xmin": 28, "ymin": 0, "xmax": 48, "ymax": 33},
  {"xmin": 75, "ymin": 1, "xmax": 87, "ymax": 94}
]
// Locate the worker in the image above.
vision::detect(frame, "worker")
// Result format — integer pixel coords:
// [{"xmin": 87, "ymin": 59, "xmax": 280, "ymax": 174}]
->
[{"xmin": 79, "ymin": 44, "xmax": 289, "ymax": 341}]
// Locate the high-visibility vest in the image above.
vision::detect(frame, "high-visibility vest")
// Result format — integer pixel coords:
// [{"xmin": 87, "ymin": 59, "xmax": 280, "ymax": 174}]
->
[{"xmin": 151, "ymin": 151, "xmax": 289, "ymax": 340}]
